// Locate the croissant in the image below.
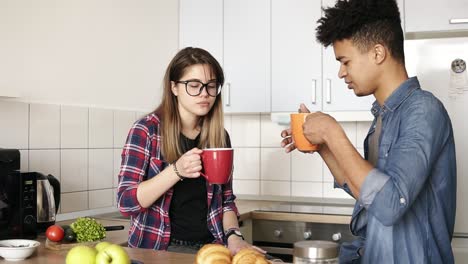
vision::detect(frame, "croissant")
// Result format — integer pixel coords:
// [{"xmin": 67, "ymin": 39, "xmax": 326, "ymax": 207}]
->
[
  {"xmin": 231, "ymin": 248, "xmax": 269, "ymax": 264},
  {"xmin": 196, "ymin": 244, "xmax": 232, "ymax": 264}
]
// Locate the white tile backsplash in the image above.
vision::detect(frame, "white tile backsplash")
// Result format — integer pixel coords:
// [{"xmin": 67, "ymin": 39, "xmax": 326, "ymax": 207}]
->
[
  {"xmin": 323, "ymin": 181, "xmax": 354, "ymax": 200},
  {"xmin": 291, "ymin": 182, "xmax": 322, "ymax": 197},
  {"xmin": 113, "ymin": 188, "xmax": 117, "ymax": 207},
  {"xmin": 114, "ymin": 149, "xmax": 121, "ymax": 188},
  {"xmin": 61, "ymin": 149, "xmax": 88, "ymax": 192},
  {"xmin": 341, "ymin": 122, "xmax": 357, "ymax": 147},
  {"xmin": 228, "ymin": 113, "xmax": 367, "ymax": 202},
  {"xmin": 261, "ymin": 148, "xmax": 290, "ymax": 181},
  {"xmin": 88, "ymin": 149, "xmax": 114, "ymax": 190},
  {"xmin": 113, "ymin": 110, "xmax": 136, "ymax": 148},
  {"xmin": 1, "ymin": 100, "xmax": 371, "ymax": 215},
  {"xmin": 224, "ymin": 114, "xmax": 232, "ymax": 136},
  {"xmin": 61, "ymin": 192, "xmax": 88, "ymax": 213},
  {"xmin": 233, "ymin": 179, "xmax": 260, "ymax": 195},
  {"xmin": 323, "ymin": 164, "xmax": 334, "ymax": 182},
  {"xmin": 233, "ymin": 148, "xmax": 260, "ymax": 180},
  {"xmin": 231, "ymin": 115, "xmax": 261, "ymax": 147},
  {"xmin": 61, "ymin": 106, "xmax": 88, "ymax": 148},
  {"xmin": 261, "ymin": 181, "xmax": 291, "ymax": 196},
  {"xmin": 260, "ymin": 114, "xmax": 288, "ymax": 147},
  {"xmin": 29, "ymin": 149, "xmax": 61, "ymax": 181},
  {"xmin": 89, "ymin": 108, "xmax": 113, "ymax": 148},
  {"xmin": 357, "ymin": 121, "xmax": 372, "ymax": 149},
  {"xmin": 0, "ymin": 101, "xmax": 29, "ymax": 149},
  {"xmin": 19, "ymin": 150, "xmax": 29, "ymax": 171},
  {"xmin": 89, "ymin": 189, "xmax": 114, "ymax": 209},
  {"xmin": 29, "ymin": 104, "xmax": 60, "ymax": 149},
  {"xmin": 291, "ymin": 151, "xmax": 323, "ymax": 182}
]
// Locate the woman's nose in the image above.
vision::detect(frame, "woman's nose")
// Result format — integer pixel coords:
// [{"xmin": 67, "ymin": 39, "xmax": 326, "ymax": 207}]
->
[{"xmin": 199, "ymin": 85, "xmax": 210, "ymax": 96}]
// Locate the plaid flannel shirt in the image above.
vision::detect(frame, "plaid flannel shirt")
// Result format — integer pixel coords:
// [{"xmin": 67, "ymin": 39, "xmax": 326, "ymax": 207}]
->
[{"xmin": 117, "ymin": 113, "xmax": 239, "ymax": 249}]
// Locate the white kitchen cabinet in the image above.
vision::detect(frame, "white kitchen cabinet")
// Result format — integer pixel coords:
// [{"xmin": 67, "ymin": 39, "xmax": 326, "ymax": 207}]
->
[
  {"xmin": 179, "ymin": 0, "xmax": 406, "ymax": 114},
  {"xmin": 179, "ymin": 0, "xmax": 271, "ymax": 113},
  {"xmin": 320, "ymin": 0, "xmax": 376, "ymax": 112},
  {"xmin": 405, "ymin": 0, "xmax": 468, "ymax": 33},
  {"xmin": 271, "ymin": 0, "xmax": 322, "ymax": 112},
  {"xmin": 179, "ymin": 0, "xmax": 223, "ymax": 64},
  {"xmin": 223, "ymin": 0, "xmax": 271, "ymax": 113}
]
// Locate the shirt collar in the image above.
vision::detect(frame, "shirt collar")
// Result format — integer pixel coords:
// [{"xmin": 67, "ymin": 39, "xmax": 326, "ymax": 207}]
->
[{"xmin": 370, "ymin": 77, "xmax": 420, "ymax": 117}]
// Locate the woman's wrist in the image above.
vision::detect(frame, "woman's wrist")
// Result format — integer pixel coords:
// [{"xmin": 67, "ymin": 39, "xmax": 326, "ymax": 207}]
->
[
  {"xmin": 172, "ymin": 161, "xmax": 186, "ymax": 181},
  {"xmin": 225, "ymin": 227, "xmax": 244, "ymax": 242},
  {"xmin": 227, "ymin": 234, "xmax": 243, "ymax": 245}
]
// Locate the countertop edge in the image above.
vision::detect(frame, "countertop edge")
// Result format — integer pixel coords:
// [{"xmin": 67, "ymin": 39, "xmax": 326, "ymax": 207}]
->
[{"xmin": 236, "ymin": 195, "xmax": 355, "ymax": 206}]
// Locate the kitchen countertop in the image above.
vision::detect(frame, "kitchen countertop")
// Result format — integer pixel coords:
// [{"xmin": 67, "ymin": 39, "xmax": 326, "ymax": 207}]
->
[
  {"xmin": 0, "ymin": 218, "xmax": 195, "ymax": 264},
  {"xmin": 0, "ymin": 199, "xmax": 353, "ymax": 263},
  {"xmin": 0, "ymin": 242, "xmax": 195, "ymax": 264}
]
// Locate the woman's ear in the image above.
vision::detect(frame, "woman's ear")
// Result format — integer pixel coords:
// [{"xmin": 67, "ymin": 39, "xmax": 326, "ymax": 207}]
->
[
  {"xmin": 171, "ymin": 81, "xmax": 178, "ymax": 96},
  {"xmin": 373, "ymin": 44, "xmax": 387, "ymax": 65}
]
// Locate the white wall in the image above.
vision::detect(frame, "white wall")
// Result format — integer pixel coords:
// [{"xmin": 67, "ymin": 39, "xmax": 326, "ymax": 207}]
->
[{"xmin": 0, "ymin": 0, "xmax": 179, "ymax": 112}]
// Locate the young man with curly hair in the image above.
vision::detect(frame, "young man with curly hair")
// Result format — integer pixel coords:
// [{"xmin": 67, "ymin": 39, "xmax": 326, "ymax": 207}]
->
[{"xmin": 281, "ymin": 0, "xmax": 456, "ymax": 263}]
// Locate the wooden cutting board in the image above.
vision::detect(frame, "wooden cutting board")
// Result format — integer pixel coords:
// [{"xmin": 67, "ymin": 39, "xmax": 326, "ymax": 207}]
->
[{"xmin": 45, "ymin": 238, "xmax": 102, "ymax": 251}]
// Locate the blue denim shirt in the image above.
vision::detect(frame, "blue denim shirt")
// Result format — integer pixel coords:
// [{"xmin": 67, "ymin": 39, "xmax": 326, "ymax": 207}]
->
[{"xmin": 338, "ymin": 77, "xmax": 457, "ymax": 264}]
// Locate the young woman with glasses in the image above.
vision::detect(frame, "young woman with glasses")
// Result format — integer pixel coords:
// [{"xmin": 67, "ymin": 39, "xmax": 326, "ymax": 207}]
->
[{"xmin": 117, "ymin": 47, "xmax": 260, "ymax": 255}]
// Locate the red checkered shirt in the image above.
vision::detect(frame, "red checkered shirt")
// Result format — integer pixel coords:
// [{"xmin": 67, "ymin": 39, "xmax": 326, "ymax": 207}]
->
[{"xmin": 117, "ymin": 113, "xmax": 239, "ymax": 249}]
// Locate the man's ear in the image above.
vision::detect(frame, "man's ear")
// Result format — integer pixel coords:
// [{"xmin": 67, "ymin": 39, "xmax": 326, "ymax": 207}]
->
[
  {"xmin": 171, "ymin": 81, "xmax": 178, "ymax": 96},
  {"xmin": 373, "ymin": 44, "xmax": 387, "ymax": 65}
]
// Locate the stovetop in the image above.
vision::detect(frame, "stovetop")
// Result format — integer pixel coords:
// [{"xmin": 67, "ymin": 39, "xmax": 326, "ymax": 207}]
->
[{"xmin": 253, "ymin": 202, "xmax": 353, "ymax": 216}]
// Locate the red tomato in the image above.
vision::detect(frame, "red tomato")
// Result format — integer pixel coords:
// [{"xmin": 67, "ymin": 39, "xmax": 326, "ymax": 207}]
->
[{"xmin": 45, "ymin": 225, "xmax": 65, "ymax": 242}]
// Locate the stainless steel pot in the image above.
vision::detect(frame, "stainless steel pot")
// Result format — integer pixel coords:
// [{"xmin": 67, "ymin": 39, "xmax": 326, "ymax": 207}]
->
[{"xmin": 293, "ymin": 240, "xmax": 339, "ymax": 264}]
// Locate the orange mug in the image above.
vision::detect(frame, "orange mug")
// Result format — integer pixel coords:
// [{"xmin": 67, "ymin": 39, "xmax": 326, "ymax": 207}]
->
[
  {"xmin": 290, "ymin": 113, "xmax": 320, "ymax": 151},
  {"xmin": 200, "ymin": 148, "xmax": 234, "ymax": 184}
]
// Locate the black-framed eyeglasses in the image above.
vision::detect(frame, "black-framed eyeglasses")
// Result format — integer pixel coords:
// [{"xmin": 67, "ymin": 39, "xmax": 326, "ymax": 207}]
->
[{"xmin": 175, "ymin": 80, "xmax": 221, "ymax": 97}]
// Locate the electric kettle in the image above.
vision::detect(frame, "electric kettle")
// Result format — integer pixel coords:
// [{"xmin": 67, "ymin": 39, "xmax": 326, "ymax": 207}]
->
[{"xmin": 36, "ymin": 172, "xmax": 60, "ymax": 231}]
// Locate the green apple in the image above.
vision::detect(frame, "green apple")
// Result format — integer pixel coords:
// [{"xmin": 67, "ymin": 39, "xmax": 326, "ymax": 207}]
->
[
  {"xmin": 95, "ymin": 244, "xmax": 131, "ymax": 264},
  {"xmin": 66, "ymin": 245, "xmax": 97, "ymax": 264},
  {"xmin": 95, "ymin": 241, "xmax": 112, "ymax": 252}
]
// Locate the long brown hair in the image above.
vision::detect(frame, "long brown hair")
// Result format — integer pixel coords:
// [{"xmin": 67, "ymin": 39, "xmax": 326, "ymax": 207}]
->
[{"xmin": 154, "ymin": 47, "xmax": 227, "ymax": 163}]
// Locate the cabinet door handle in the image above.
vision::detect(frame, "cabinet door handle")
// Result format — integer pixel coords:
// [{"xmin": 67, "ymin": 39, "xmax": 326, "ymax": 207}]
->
[
  {"xmin": 224, "ymin": 82, "xmax": 231, "ymax": 107},
  {"xmin": 450, "ymin": 18, "xmax": 468, "ymax": 24},
  {"xmin": 311, "ymin": 79, "xmax": 317, "ymax": 104},
  {"xmin": 326, "ymin": 79, "xmax": 332, "ymax": 104}
]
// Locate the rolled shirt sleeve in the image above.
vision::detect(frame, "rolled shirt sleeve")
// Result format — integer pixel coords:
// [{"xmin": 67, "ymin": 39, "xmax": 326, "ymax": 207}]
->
[
  {"xmin": 358, "ymin": 168, "xmax": 390, "ymax": 208},
  {"xmin": 117, "ymin": 121, "xmax": 158, "ymax": 216},
  {"xmin": 222, "ymin": 179, "xmax": 239, "ymax": 217}
]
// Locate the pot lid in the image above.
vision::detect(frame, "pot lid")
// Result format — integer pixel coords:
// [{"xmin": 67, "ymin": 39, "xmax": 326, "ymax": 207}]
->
[{"xmin": 293, "ymin": 240, "xmax": 339, "ymax": 259}]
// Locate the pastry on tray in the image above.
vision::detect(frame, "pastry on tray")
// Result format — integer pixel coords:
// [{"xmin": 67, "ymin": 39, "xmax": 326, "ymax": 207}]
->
[
  {"xmin": 195, "ymin": 244, "xmax": 231, "ymax": 264},
  {"xmin": 195, "ymin": 244, "xmax": 270, "ymax": 264},
  {"xmin": 232, "ymin": 248, "xmax": 269, "ymax": 264}
]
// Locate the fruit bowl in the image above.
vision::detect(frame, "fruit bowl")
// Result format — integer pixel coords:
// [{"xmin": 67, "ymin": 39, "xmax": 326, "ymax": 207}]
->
[{"xmin": 0, "ymin": 239, "xmax": 40, "ymax": 261}]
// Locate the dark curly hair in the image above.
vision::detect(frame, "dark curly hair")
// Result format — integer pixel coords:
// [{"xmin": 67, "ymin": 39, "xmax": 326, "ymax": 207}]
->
[{"xmin": 316, "ymin": 0, "xmax": 405, "ymax": 64}]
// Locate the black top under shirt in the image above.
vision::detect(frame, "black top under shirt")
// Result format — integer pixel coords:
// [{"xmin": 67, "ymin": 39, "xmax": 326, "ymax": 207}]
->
[{"xmin": 169, "ymin": 131, "xmax": 231, "ymax": 243}]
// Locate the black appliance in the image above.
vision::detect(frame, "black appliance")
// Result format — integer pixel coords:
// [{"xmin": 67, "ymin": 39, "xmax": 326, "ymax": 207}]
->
[
  {"xmin": 0, "ymin": 149, "xmax": 37, "ymax": 239},
  {"xmin": 0, "ymin": 149, "xmax": 61, "ymax": 239}
]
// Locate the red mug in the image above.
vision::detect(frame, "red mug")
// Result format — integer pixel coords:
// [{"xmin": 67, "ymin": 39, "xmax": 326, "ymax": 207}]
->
[{"xmin": 200, "ymin": 148, "xmax": 234, "ymax": 184}]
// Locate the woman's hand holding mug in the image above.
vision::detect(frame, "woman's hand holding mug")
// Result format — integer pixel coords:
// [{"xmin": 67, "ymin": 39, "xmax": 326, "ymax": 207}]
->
[{"xmin": 175, "ymin": 148, "xmax": 203, "ymax": 178}]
